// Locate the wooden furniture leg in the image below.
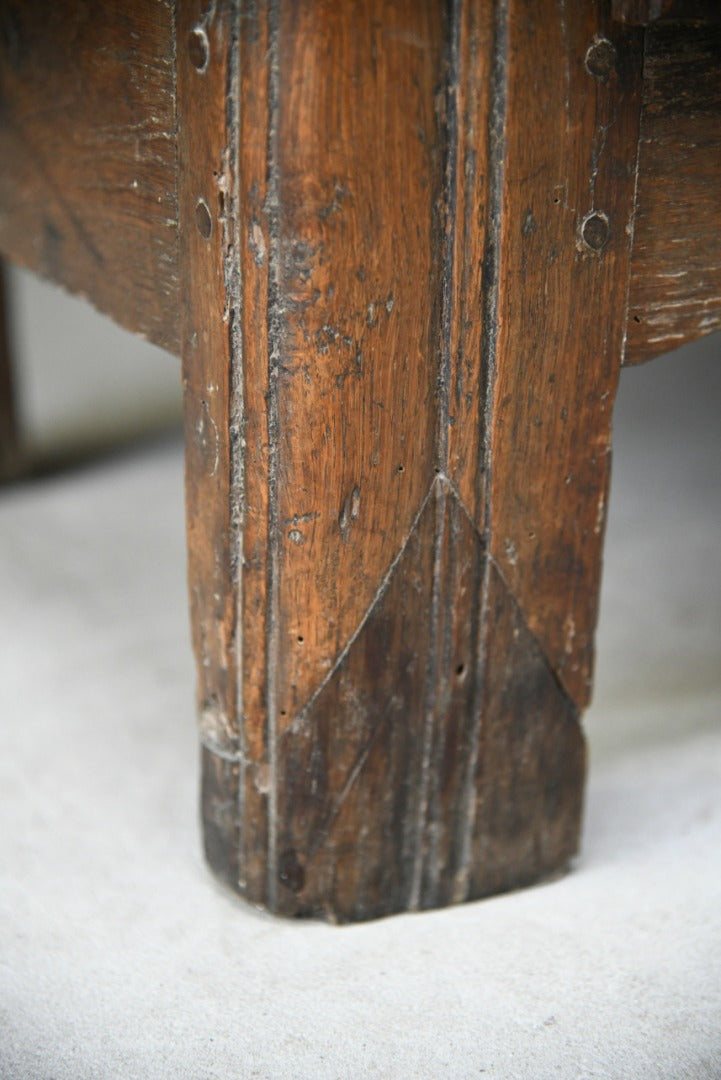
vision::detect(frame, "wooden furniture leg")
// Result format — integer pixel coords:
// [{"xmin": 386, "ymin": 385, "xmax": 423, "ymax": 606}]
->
[{"xmin": 178, "ymin": 0, "xmax": 642, "ymax": 921}]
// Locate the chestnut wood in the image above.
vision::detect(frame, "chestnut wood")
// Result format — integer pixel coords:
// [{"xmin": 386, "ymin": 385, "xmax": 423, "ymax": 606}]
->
[
  {"xmin": 624, "ymin": 23, "xmax": 721, "ymax": 365},
  {"xmin": 0, "ymin": 0, "xmax": 179, "ymax": 353}
]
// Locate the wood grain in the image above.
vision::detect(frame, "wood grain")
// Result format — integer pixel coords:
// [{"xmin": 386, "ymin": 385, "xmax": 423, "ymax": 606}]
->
[
  {"xmin": 0, "ymin": 0, "xmax": 179, "ymax": 352},
  {"xmin": 446, "ymin": 0, "xmax": 494, "ymax": 530},
  {"xmin": 488, "ymin": 2, "xmax": 643, "ymax": 707},
  {"xmin": 176, "ymin": 0, "xmax": 247, "ymax": 889},
  {"xmin": 276, "ymin": 488, "xmax": 437, "ymax": 920},
  {"xmin": 624, "ymin": 23, "xmax": 721, "ymax": 364},
  {"xmin": 235, "ymin": 0, "xmax": 273, "ymax": 903},
  {"xmin": 273, "ymin": 0, "xmax": 445, "ymax": 722},
  {"xmin": 275, "ymin": 486, "xmax": 585, "ymax": 921}
]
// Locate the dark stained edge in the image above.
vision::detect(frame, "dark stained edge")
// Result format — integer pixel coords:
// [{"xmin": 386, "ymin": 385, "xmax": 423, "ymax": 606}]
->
[
  {"xmin": 468, "ymin": 557, "xmax": 586, "ymax": 901},
  {"xmin": 0, "ymin": 261, "xmax": 23, "ymax": 480}
]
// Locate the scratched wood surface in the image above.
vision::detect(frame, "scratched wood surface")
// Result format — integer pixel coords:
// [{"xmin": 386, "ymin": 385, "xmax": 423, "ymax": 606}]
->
[
  {"xmin": 178, "ymin": 0, "xmax": 650, "ymax": 922},
  {"xmin": 624, "ymin": 22, "xmax": 721, "ymax": 364},
  {"xmin": 0, "ymin": 0, "xmax": 179, "ymax": 352}
]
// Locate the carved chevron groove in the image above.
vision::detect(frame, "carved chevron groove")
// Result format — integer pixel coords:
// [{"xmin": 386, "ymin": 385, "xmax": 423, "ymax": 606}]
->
[
  {"xmin": 202, "ymin": 474, "xmax": 585, "ymax": 920},
  {"xmin": 268, "ymin": 481, "xmax": 584, "ymax": 922}
]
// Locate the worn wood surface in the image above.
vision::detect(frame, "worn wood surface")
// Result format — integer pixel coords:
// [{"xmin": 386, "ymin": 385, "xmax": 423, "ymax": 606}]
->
[
  {"xmin": 0, "ymin": 0, "xmax": 179, "ymax": 352},
  {"xmin": 624, "ymin": 23, "xmax": 721, "ymax": 364},
  {"xmin": 180, "ymin": 0, "xmax": 647, "ymax": 922},
  {"xmin": 177, "ymin": 0, "xmax": 243, "ymax": 890},
  {"xmin": 490, "ymin": 6, "xmax": 643, "ymax": 707}
]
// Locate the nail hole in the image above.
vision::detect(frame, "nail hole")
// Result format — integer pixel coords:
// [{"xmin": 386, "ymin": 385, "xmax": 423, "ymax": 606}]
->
[
  {"xmin": 397, "ymin": 464, "xmax": 404, "ymax": 473},
  {"xmin": 580, "ymin": 211, "xmax": 609, "ymax": 253},
  {"xmin": 633, "ymin": 315, "xmax": 642, "ymax": 323},
  {"xmin": 195, "ymin": 198, "xmax": 212, "ymax": 240},
  {"xmin": 297, "ymin": 635, "xmax": 304, "ymax": 644},
  {"xmin": 585, "ymin": 37, "xmax": 617, "ymax": 81},
  {"xmin": 456, "ymin": 663, "xmax": 466, "ymax": 678},
  {"xmin": 188, "ymin": 26, "xmax": 209, "ymax": 72},
  {"xmin": 278, "ymin": 848, "xmax": 305, "ymax": 894}
]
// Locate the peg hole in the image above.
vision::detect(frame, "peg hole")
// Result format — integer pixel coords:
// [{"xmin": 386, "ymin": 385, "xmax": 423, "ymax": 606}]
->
[
  {"xmin": 195, "ymin": 198, "xmax": 212, "ymax": 240},
  {"xmin": 188, "ymin": 26, "xmax": 209, "ymax": 72},
  {"xmin": 580, "ymin": 211, "xmax": 609, "ymax": 253},
  {"xmin": 585, "ymin": 37, "xmax": 617, "ymax": 81}
]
